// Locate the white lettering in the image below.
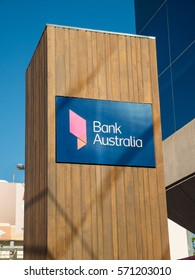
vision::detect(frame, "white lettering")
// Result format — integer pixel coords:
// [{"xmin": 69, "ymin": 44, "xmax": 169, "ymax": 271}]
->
[
  {"xmin": 136, "ymin": 139, "xmax": 143, "ymax": 148},
  {"xmin": 93, "ymin": 121, "xmax": 122, "ymax": 134},
  {"xmin": 92, "ymin": 120, "xmax": 143, "ymax": 148},
  {"xmin": 93, "ymin": 134, "xmax": 143, "ymax": 148},
  {"xmin": 93, "ymin": 133, "xmax": 102, "ymax": 144},
  {"xmin": 93, "ymin": 121, "xmax": 101, "ymax": 133}
]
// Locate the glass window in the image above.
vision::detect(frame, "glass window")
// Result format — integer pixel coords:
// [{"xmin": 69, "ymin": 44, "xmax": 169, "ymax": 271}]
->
[
  {"xmin": 158, "ymin": 68, "xmax": 175, "ymax": 140},
  {"xmin": 140, "ymin": 4, "xmax": 170, "ymax": 75},
  {"xmin": 167, "ymin": 0, "xmax": 195, "ymax": 61},
  {"xmin": 135, "ymin": 0, "xmax": 165, "ymax": 33},
  {"xmin": 172, "ymin": 43, "xmax": 195, "ymax": 130}
]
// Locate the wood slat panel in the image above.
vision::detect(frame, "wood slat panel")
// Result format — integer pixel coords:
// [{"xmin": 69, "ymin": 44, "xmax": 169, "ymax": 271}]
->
[
  {"xmin": 149, "ymin": 39, "xmax": 170, "ymax": 259},
  {"xmin": 64, "ymin": 29, "xmax": 73, "ymax": 259},
  {"xmin": 64, "ymin": 164, "xmax": 73, "ymax": 259},
  {"xmin": 100, "ymin": 166, "xmax": 113, "ymax": 260},
  {"xmin": 24, "ymin": 29, "xmax": 48, "ymax": 259},
  {"xmin": 47, "ymin": 26, "xmax": 57, "ymax": 259},
  {"xmin": 55, "ymin": 27, "xmax": 66, "ymax": 260},
  {"xmin": 81, "ymin": 164, "xmax": 93, "ymax": 259},
  {"xmin": 24, "ymin": 25, "xmax": 170, "ymax": 260}
]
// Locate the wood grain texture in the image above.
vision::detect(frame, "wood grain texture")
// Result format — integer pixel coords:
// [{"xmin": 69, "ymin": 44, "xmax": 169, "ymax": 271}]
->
[
  {"xmin": 24, "ymin": 29, "xmax": 48, "ymax": 259},
  {"xmin": 24, "ymin": 25, "xmax": 170, "ymax": 260}
]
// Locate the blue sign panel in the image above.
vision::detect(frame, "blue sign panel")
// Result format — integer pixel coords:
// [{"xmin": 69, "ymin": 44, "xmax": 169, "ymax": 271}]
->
[{"xmin": 56, "ymin": 96, "xmax": 156, "ymax": 167}]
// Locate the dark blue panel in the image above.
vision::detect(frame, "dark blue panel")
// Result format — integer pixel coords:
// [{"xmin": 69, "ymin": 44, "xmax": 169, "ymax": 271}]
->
[
  {"xmin": 172, "ymin": 43, "xmax": 195, "ymax": 130},
  {"xmin": 139, "ymin": 4, "xmax": 170, "ymax": 75},
  {"xmin": 134, "ymin": 0, "xmax": 165, "ymax": 33},
  {"xmin": 167, "ymin": 0, "xmax": 195, "ymax": 61},
  {"xmin": 56, "ymin": 97, "xmax": 156, "ymax": 167},
  {"xmin": 158, "ymin": 68, "xmax": 176, "ymax": 140}
]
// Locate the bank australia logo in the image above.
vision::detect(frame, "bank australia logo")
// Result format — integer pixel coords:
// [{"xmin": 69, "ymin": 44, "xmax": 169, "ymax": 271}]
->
[{"xmin": 69, "ymin": 110, "xmax": 87, "ymax": 150}]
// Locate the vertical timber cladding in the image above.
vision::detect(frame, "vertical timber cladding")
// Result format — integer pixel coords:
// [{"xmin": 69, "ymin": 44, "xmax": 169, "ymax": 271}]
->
[
  {"xmin": 25, "ymin": 28, "xmax": 48, "ymax": 259},
  {"xmin": 24, "ymin": 24, "xmax": 170, "ymax": 260}
]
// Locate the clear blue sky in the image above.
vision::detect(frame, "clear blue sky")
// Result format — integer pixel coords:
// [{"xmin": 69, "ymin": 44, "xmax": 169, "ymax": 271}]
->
[{"xmin": 0, "ymin": 0, "xmax": 136, "ymax": 182}]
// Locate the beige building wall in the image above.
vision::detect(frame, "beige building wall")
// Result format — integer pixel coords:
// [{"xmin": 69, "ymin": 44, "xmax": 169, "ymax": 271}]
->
[
  {"xmin": 0, "ymin": 182, "xmax": 16, "ymax": 225},
  {"xmin": 0, "ymin": 182, "xmax": 24, "ymax": 241},
  {"xmin": 163, "ymin": 119, "xmax": 195, "ymax": 186},
  {"xmin": 168, "ymin": 219, "xmax": 189, "ymax": 260},
  {"xmin": 163, "ymin": 119, "xmax": 195, "ymax": 258}
]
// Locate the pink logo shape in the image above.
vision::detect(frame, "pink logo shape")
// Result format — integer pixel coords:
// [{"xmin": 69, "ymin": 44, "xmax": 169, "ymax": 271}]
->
[{"xmin": 69, "ymin": 110, "xmax": 87, "ymax": 150}]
